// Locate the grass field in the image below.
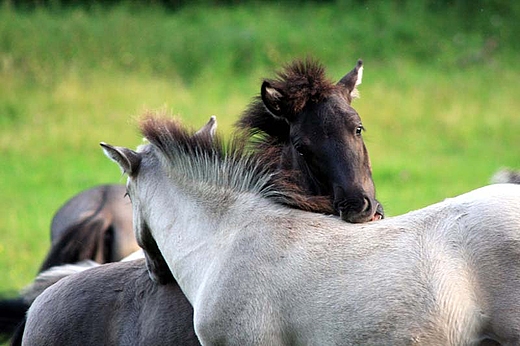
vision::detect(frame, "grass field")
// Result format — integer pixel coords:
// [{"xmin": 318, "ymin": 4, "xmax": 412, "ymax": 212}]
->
[{"xmin": 0, "ymin": 0, "xmax": 519, "ymax": 302}]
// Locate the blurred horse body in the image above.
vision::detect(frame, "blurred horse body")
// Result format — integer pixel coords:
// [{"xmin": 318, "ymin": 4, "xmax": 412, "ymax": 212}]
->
[
  {"xmin": 42, "ymin": 184, "xmax": 138, "ymax": 271},
  {"xmin": 0, "ymin": 184, "xmax": 139, "ymax": 341},
  {"xmin": 491, "ymin": 168, "xmax": 520, "ymax": 185}
]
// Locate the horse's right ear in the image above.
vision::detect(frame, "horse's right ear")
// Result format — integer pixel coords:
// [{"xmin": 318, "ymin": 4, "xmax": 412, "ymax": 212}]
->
[
  {"xmin": 261, "ymin": 81, "xmax": 289, "ymax": 120},
  {"xmin": 193, "ymin": 115, "xmax": 217, "ymax": 140},
  {"xmin": 100, "ymin": 142, "xmax": 141, "ymax": 177}
]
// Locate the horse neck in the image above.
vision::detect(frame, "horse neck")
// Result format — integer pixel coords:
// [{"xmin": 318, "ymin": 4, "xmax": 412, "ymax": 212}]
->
[
  {"xmin": 140, "ymin": 173, "xmax": 263, "ymax": 303},
  {"xmin": 279, "ymin": 146, "xmax": 321, "ymax": 195}
]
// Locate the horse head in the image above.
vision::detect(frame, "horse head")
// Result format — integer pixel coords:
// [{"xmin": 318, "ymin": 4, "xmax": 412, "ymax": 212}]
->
[
  {"xmin": 101, "ymin": 115, "xmax": 218, "ymax": 284},
  {"xmin": 238, "ymin": 59, "xmax": 383, "ymax": 223}
]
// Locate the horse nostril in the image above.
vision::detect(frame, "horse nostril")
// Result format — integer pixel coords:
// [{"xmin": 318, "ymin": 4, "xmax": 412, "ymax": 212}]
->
[{"xmin": 362, "ymin": 197, "xmax": 371, "ymax": 213}]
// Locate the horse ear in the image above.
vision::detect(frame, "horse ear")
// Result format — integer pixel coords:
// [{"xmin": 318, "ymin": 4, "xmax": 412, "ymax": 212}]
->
[
  {"xmin": 337, "ymin": 59, "xmax": 363, "ymax": 102},
  {"xmin": 100, "ymin": 142, "xmax": 141, "ymax": 177},
  {"xmin": 193, "ymin": 115, "xmax": 217, "ymax": 140},
  {"xmin": 261, "ymin": 81, "xmax": 289, "ymax": 119}
]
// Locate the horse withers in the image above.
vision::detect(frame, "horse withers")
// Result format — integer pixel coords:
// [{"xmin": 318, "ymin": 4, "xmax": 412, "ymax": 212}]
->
[{"xmin": 99, "ymin": 113, "xmax": 520, "ymax": 345}]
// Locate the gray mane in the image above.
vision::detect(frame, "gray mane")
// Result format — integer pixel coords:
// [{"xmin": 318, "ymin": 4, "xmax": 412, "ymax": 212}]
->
[{"xmin": 139, "ymin": 114, "xmax": 301, "ymax": 205}]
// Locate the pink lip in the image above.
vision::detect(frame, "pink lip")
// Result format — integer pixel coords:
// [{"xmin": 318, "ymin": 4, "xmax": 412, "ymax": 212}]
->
[{"xmin": 370, "ymin": 212, "xmax": 383, "ymax": 222}]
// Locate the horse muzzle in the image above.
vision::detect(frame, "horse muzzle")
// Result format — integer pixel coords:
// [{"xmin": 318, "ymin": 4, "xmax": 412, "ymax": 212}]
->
[{"xmin": 336, "ymin": 196, "xmax": 384, "ymax": 223}]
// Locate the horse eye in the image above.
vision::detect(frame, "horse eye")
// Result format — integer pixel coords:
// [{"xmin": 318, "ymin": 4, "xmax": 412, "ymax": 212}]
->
[
  {"xmin": 355, "ymin": 125, "xmax": 364, "ymax": 136},
  {"xmin": 294, "ymin": 143, "xmax": 306, "ymax": 156}
]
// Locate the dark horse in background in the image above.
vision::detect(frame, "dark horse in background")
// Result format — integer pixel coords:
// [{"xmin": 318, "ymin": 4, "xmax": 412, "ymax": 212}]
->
[
  {"xmin": 0, "ymin": 184, "xmax": 139, "ymax": 341},
  {"xmin": 45, "ymin": 184, "xmax": 137, "ymax": 270},
  {"xmin": 15, "ymin": 58, "xmax": 383, "ymax": 345}
]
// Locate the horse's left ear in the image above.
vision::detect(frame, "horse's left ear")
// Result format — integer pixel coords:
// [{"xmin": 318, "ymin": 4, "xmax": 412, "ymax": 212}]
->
[
  {"xmin": 261, "ymin": 81, "xmax": 290, "ymax": 120},
  {"xmin": 100, "ymin": 142, "xmax": 141, "ymax": 177},
  {"xmin": 337, "ymin": 59, "xmax": 363, "ymax": 102}
]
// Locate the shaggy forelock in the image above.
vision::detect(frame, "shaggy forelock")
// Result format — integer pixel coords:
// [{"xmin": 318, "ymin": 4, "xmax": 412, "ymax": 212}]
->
[
  {"xmin": 269, "ymin": 59, "xmax": 336, "ymax": 113},
  {"xmin": 139, "ymin": 112, "xmax": 277, "ymax": 197}
]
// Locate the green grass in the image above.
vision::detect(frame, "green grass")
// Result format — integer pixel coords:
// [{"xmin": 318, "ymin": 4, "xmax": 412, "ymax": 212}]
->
[{"xmin": 0, "ymin": 0, "xmax": 519, "ymax": 302}]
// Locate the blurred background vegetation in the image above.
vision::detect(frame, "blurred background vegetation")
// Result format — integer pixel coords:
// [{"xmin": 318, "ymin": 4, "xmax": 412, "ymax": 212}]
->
[{"xmin": 0, "ymin": 0, "xmax": 518, "ymax": 298}]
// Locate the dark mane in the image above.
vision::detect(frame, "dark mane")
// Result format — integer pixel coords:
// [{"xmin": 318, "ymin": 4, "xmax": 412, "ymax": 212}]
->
[
  {"xmin": 39, "ymin": 186, "xmax": 116, "ymax": 272},
  {"xmin": 139, "ymin": 113, "xmax": 334, "ymax": 214},
  {"xmin": 39, "ymin": 217, "xmax": 108, "ymax": 272},
  {"xmin": 236, "ymin": 59, "xmax": 336, "ymax": 144}
]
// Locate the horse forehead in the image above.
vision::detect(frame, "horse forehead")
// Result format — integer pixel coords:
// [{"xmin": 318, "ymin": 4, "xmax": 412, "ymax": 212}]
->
[
  {"xmin": 295, "ymin": 99, "xmax": 358, "ymax": 137},
  {"xmin": 324, "ymin": 92, "xmax": 359, "ymax": 119}
]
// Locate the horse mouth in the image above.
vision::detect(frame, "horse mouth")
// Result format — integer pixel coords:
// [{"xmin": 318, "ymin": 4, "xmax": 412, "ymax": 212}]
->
[
  {"xmin": 371, "ymin": 211, "xmax": 383, "ymax": 221},
  {"xmin": 338, "ymin": 200, "xmax": 384, "ymax": 223},
  {"xmin": 335, "ymin": 195, "xmax": 384, "ymax": 223},
  {"xmin": 338, "ymin": 204, "xmax": 383, "ymax": 223},
  {"xmin": 370, "ymin": 203, "xmax": 384, "ymax": 221}
]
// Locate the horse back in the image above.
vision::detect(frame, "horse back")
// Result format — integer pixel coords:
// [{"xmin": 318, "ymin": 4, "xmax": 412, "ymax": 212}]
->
[
  {"xmin": 448, "ymin": 184, "xmax": 520, "ymax": 343},
  {"xmin": 193, "ymin": 185, "xmax": 520, "ymax": 345}
]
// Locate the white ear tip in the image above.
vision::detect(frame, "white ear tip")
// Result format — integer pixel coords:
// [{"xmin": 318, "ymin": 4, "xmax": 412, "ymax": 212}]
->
[
  {"xmin": 194, "ymin": 115, "xmax": 218, "ymax": 137},
  {"xmin": 356, "ymin": 65, "xmax": 363, "ymax": 86}
]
